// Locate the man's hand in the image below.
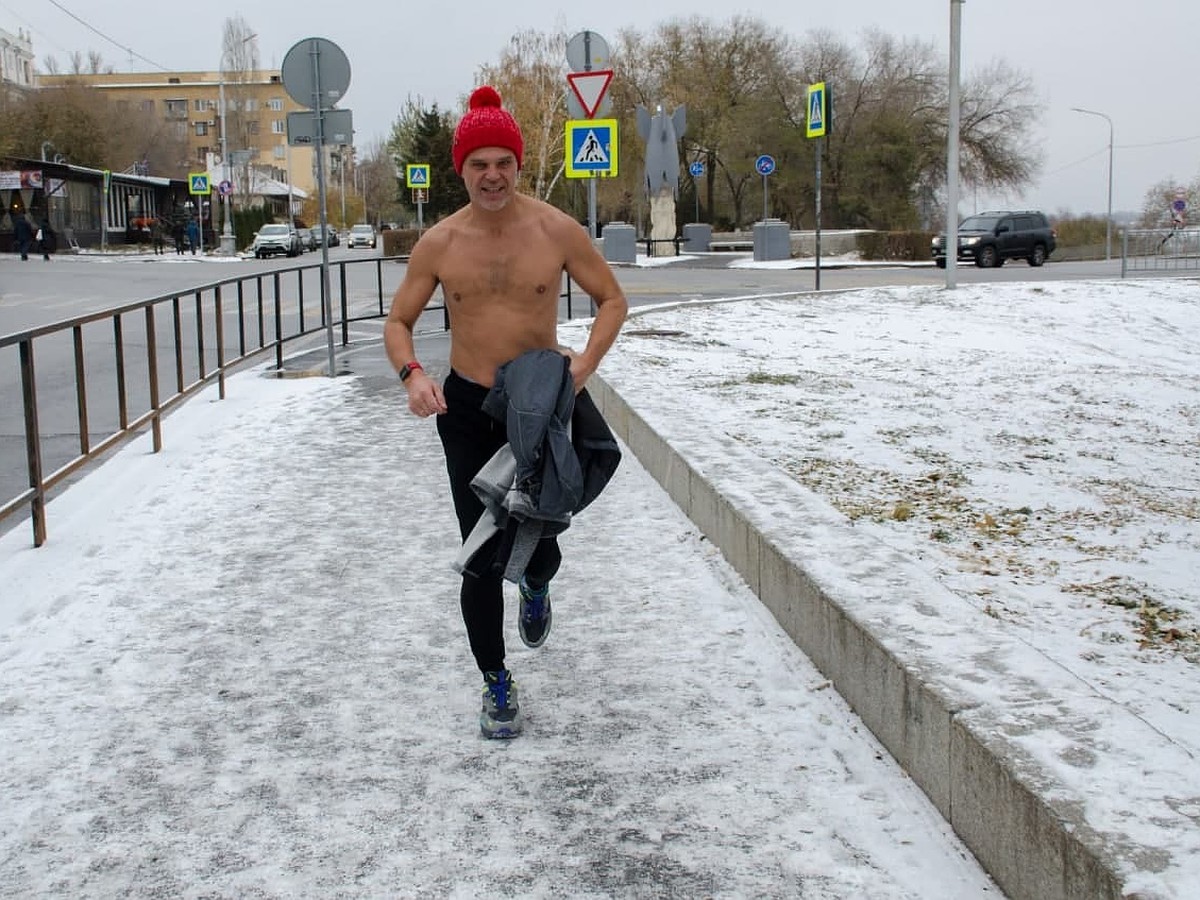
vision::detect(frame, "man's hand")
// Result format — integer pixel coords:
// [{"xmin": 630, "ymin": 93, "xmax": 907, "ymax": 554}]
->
[
  {"xmin": 406, "ymin": 372, "xmax": 448, "ymax": 417},
  {"xmin": 563, "ymin": 349, "xmax": 595, "ymax": 394}
]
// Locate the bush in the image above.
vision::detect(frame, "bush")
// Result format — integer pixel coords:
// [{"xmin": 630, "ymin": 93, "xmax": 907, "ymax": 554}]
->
[
  {"xmin": 383, "ymin": 228, "xmax": 420, "ymax": 256},
  {"xmin": 856, "ymin": 231, "xmax": 935, "ymax": 260}
]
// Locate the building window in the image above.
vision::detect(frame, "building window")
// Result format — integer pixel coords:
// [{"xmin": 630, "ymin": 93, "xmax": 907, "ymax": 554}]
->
[
  {"xmin": 174, "ymin": 121, "xmax": 187, "ymax": 139},
  {"xmin": 246, "ymin": 120, "xmax": 259, "ymax": 135},
  {"xmin": 273, "ymin": 145, "xmax": 286, "ymax": 159},
  {"xmin": 141, "ymin": 100, "xmax": 154, "ymax": 112},
  {"xmin": 244, "ymin": 98, "xmax": 258, "ymax": 112},
  {"xmin": 195, "ymin": 122, "xmax": 209, "ymax": 137},
  {"xmin": 194, "ymin": 98, "xmax": 207, "ymax": 111},
  {"xmin": 271, "ymin": 120, "xmax": 285, "ymax": 134},
  {"xmin": 268, "ymin": 98, "xmax": 283, "ymax": 111},
  {"xmin": 197, "ymin": 146, "xmax": 210, "ymax": 162},
  {"xmin": 165, "ymin": 99, "xmax": 187, "ymax": 119}
]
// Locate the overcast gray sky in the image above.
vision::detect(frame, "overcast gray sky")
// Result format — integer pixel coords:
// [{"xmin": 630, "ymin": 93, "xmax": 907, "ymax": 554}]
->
[{"xmin": 5, "ymin": 1, "xmax": 1195, "ymax": 218}]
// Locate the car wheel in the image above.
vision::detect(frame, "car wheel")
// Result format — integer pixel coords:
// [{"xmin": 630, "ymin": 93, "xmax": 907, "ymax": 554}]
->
[
  {"xmin": 1029, "ymin": 244, "xmax": 1046, "ymax": 267},
  {"xmin": 976, "ymin": 245, "xmax": 998, "ymax": 268},
  {"xmin": 935, "ymin": 258, "xmax": 946, "ymax": 269}
]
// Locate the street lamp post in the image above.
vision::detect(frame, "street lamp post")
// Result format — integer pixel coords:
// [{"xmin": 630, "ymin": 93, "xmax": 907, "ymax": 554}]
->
[
  {"xmin": 1071, "ymin": 107, "xmax": 1113, "ymax": 261},
  {"xmin": 218, "ymin": 78, "xmax": 235, "ymax": 255},
  {"xmin": 219, "ymin": 33, "xmax": 257, "ymax": 257}
]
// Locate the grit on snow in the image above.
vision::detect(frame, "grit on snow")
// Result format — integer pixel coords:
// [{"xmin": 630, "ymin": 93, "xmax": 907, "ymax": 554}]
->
[
  {"xmin": 571, "ymin": 278, "xmax": 1200, "ymax": 760},
  {"xmin": 0, "ymin": 353, "xmax": 997, "ymax": 894}
]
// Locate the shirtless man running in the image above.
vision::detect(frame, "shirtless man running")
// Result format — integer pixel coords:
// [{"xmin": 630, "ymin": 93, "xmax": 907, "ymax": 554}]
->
[{"xmin": 383, "ymin": 85, "xmax": 628, "ymax": 738}]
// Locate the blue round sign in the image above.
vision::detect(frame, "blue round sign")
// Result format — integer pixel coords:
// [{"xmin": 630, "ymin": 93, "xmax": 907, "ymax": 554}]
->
[
  {"xmin": 688, "ymin": 161, "xmax": 704, "ymax": 177},
  {"xmin": 755, "ymin": 154, "xmax": 776, "ymax": 176}
]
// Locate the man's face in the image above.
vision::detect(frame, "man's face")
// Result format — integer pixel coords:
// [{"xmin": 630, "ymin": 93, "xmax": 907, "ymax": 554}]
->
[{"xmin": 462, "ymin": 147, "xmax": 519, "ymax": 211}]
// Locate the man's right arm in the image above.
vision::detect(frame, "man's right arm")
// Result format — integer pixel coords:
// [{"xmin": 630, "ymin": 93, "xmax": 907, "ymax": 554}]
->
[{"xmin": 384, "ymin": 233, "xmax": 448, "ymax": 417}]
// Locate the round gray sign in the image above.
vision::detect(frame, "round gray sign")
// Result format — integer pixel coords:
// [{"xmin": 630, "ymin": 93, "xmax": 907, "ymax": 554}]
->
[
  {"xmin": 281, "ymin": 37, "xmax": 351, "ymax": 109},
  {"xmin": 566, "ymin": 31, "xmax": 611, "ymax": 72}
]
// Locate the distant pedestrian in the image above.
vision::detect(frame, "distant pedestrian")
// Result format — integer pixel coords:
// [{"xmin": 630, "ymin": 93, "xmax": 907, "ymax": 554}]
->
[
  {"xmin": 186, "ymin": 219, "xmax": 200, "ymax": 255},
  {"xmin": 38, "ymin": 218, "xmax": 56, "ymax": 261},
  {"xmin": 151, "ymin": 218, "xmax": 166, "ymax": 255},
  {"xmin": 13, "ymin": 214, "xmax": 33, "ymax": 261},
  {"xmin": 171, "ymin": 219, "xmax": 185, "ymax": 255}
]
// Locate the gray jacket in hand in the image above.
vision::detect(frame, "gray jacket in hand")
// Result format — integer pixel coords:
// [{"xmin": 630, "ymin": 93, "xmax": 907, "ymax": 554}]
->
[{"xmin": 453, "ymin": 348, "xmax": 621, "ymax": 581}]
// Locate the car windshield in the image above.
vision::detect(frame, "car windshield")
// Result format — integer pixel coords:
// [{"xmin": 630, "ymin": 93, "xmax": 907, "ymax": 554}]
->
[
  {"xmin": 350, "ymin": 225, "xmax": 372, "ymax": 234},
  {"xmin": 959, "ymin": 215, "xmax": 1002, "ymax": 231},
  {"xmin": 260, "ymin": 225, "xmax": 288, "ymax": 235}
]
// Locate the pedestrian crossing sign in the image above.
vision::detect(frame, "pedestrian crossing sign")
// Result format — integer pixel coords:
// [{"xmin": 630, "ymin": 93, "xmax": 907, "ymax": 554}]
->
[
  {"xmin": 564, "ymin": 119, "xmax": 618, "ymax": 178},
  {"xmin": 406, "ymin": 164, "xmax": 430, "ymax": 188},
  {"xmin": 189, "ymin": 173, "xmax": 211, "ymax": 195},
  {"xmin": 806, "ymin": 82, "xmax": 829, "ymax": 139}
]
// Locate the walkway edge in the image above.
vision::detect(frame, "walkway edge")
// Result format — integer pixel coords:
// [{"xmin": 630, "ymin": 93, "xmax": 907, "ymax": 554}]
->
[{"xmin": 590, "ymin": 373, "xmax": 1188, "ymax": 900}]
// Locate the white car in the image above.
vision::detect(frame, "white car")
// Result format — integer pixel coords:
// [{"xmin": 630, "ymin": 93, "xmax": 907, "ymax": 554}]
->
[
  {"xmin": 252, "ymin": 223, "xmax": 301, "ymax": 258},
  {"xmin": 347, "ymin": 224, "xmax": 377, "ymax": 249}
]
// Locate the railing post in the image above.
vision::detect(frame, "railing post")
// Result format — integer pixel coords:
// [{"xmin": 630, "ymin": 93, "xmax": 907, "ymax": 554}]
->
[
  {"xmin": 172, "ymin": 297, "xmax": 184, "ymax": 394},
  {"xmin": 274, "ymin": 271, "xmax": 283, "ymax": 372},
  {"xmin": 376, "ymin": 258, "xmax": 385, "ymax": 316},
  {"xmin": 194, "ymin": 291, "xmax": 206, "ymax": 380},
  {"xmin": 112, "ymin": 313, "xmax": 128, "ymax": 430},
  {"xmin": 215, "ymin": 285, "xmax": 226, "ymax": 400},
  {"xmin": 340, "ymin": 263, "xmax": 349, "ymax": 345},
  {"xmin": 145, "ymin": 305, "xmax": 163, "ymax": 452},
  {"xmin": 236, "ymin": 280, "xmax": 247, "ymax": 357},
  {"xmin": 19, "ymin": 339, "xmax": 47, "ymax": 547},
  {"xmin": 73, "ymin": 325, "xmax": 90, "ymax": 454}
]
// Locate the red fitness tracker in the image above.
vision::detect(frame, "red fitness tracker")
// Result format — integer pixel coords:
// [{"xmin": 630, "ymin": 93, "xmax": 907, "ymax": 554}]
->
[{"xmin": 399, "ymin": 361, "xmax": 423, "ymax": 382}]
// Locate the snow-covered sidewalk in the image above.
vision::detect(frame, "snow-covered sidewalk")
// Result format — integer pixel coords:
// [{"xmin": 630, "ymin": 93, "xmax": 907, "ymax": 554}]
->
[{"xmin": 0, "ymin": 360, "xmax": 995, "ymax": 897}]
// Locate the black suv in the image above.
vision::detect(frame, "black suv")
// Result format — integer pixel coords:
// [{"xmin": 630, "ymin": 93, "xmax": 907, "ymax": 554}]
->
[{"xmin": 932, "ymin": 210, "xmax": 1056, "ymax": 268}]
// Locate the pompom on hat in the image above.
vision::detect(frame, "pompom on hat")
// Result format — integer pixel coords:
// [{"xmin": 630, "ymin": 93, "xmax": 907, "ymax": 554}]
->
[{"xmin": 452, "ymin": 86, "xmax": 524, "ymax": 175}]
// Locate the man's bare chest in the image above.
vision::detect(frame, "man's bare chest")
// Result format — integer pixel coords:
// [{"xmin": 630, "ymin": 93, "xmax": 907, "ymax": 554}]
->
[{"xmin": 441, "ymin": 251, "xmax": 564, "ymax": 302}]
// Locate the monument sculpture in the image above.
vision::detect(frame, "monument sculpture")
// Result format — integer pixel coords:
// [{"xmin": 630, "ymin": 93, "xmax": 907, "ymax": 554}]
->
[{"xmin": 635, "ymin": 104, "xmax": 686, "ymax": 256}]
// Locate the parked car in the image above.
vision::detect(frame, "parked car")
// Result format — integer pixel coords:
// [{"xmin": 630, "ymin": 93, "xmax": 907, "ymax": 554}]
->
[
  {"xmin": 347, "ymin": 224, "xmax": 377, "ymax": 249},
  {"xmin": 296, "ymin": 227, "xmax": 316, "ymax": 252},
  {"xmin": 311, "ymin": 224, "xmax": 339, "ymax": 247},
  {"xmin": 252, "ymin": 223, "xmax": 301, "ymax": 259},
  {"xmin": 932, "ymin": 210, "xmax": 1056, "ymax": 268}
]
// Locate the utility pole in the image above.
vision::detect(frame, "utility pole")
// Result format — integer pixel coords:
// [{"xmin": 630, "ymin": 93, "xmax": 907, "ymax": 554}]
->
[
  {"xmin": 218, "ymin": 77, "xmax": 235, "ymax": 255},
  {"xmin": 339, "ymin": 145, "xmax": 347, "ymax": 227}
]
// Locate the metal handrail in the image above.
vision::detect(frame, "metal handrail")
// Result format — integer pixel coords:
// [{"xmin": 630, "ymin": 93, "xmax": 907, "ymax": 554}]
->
[{"xmin": 1, "ymin": 255, "xmax": 578, "ymax": 546}]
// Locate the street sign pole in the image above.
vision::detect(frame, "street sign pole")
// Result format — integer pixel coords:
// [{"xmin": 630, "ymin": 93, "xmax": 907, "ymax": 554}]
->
[
  {"xmin": 814, "ymin": 138, "xmax": 823, "ymax": 290},
  {"xmin": 309, "ymin": 43, "xmax": 337, "ymax": 379},
  {"xmin": 283, "ymin": 36, "xmax": 352, "ymax": 378}
]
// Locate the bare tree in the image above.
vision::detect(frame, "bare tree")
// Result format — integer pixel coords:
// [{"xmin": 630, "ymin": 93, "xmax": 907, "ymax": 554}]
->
[
  {"xmin": 476, "ymin": 27, "xmax": 570, "ymax": 202},
  {"xmin": 220, "ymin": 17, "xmax": 261, "ymax": 201}
]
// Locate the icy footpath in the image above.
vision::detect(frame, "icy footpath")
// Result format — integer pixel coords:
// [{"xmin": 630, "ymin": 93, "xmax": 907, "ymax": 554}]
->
[{"xmin": 0, "ymin": 362, "xmax": 996, "ymax": 897}]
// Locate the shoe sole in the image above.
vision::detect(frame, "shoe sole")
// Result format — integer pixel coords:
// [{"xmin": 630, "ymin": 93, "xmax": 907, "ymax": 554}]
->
[{"xmin": 480, "ymin": 716, "xmax": 523, "ymax": 739}]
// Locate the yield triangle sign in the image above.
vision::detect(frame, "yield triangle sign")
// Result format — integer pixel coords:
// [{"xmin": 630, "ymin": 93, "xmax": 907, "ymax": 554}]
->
[{"xmin": 567, "ymin": 70, "xmax": 613, "ymax": 118}]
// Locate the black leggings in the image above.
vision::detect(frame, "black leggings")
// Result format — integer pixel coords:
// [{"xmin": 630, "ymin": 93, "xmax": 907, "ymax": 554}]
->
[{"xmin": 437, "ymin": 370, "xmax": 561, "ymax": 673}]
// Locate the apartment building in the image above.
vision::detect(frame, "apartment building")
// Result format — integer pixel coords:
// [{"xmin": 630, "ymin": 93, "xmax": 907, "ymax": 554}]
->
[{"xmin": 36, "ymin": 69, "xmax": 331, "ymax": 201}]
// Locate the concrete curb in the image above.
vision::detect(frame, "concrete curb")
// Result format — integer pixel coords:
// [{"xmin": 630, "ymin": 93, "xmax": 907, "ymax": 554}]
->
[{"xmin": 588, "ymin": 372, "xmax": 1189, "ymax": 900}]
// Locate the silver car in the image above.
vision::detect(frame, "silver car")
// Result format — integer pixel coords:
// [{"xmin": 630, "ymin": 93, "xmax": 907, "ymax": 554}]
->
[{"xmin": 347, "ymin": 224, "xmax": 377, "ymax": 249}]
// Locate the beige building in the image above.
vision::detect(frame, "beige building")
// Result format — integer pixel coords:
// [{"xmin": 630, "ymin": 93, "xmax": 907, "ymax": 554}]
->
[
  {"xmin": 36, "ymin": 69, "xmax": 341, "ymax": 208},
  {"xmin": 1, "ymin": 26, "xmax": 35, "ymax": 89}
]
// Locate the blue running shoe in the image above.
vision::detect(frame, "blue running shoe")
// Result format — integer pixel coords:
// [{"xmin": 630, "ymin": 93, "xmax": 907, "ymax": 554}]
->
[
  {"xmin": 518, "ymin": 578, "xmax": 553, "ymax": 649},
  {"xmin": 480, "ymin": 669, "xmax": 522, "ymax": 739}
]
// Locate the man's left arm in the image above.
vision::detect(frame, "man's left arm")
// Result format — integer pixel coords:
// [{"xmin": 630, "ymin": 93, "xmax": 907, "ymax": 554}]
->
[{"xmin": 562, "ymin": 224, "xmax": 628, "ymax": 390}]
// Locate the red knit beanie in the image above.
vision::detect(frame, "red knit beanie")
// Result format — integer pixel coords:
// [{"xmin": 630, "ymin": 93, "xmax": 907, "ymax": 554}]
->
[{"xmin": 452, "ymin": 86, "xmax": 525, "ymax": 175}]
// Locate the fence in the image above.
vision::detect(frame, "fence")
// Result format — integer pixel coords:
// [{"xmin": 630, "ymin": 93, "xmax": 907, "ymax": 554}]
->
[
  {"xmin": 1, "ymin": 256, "xmax": 578, "ymax": 547},
  {"xmin": 1121, "ymin": 227, "xmax": 1200, "ymax": 275}
]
